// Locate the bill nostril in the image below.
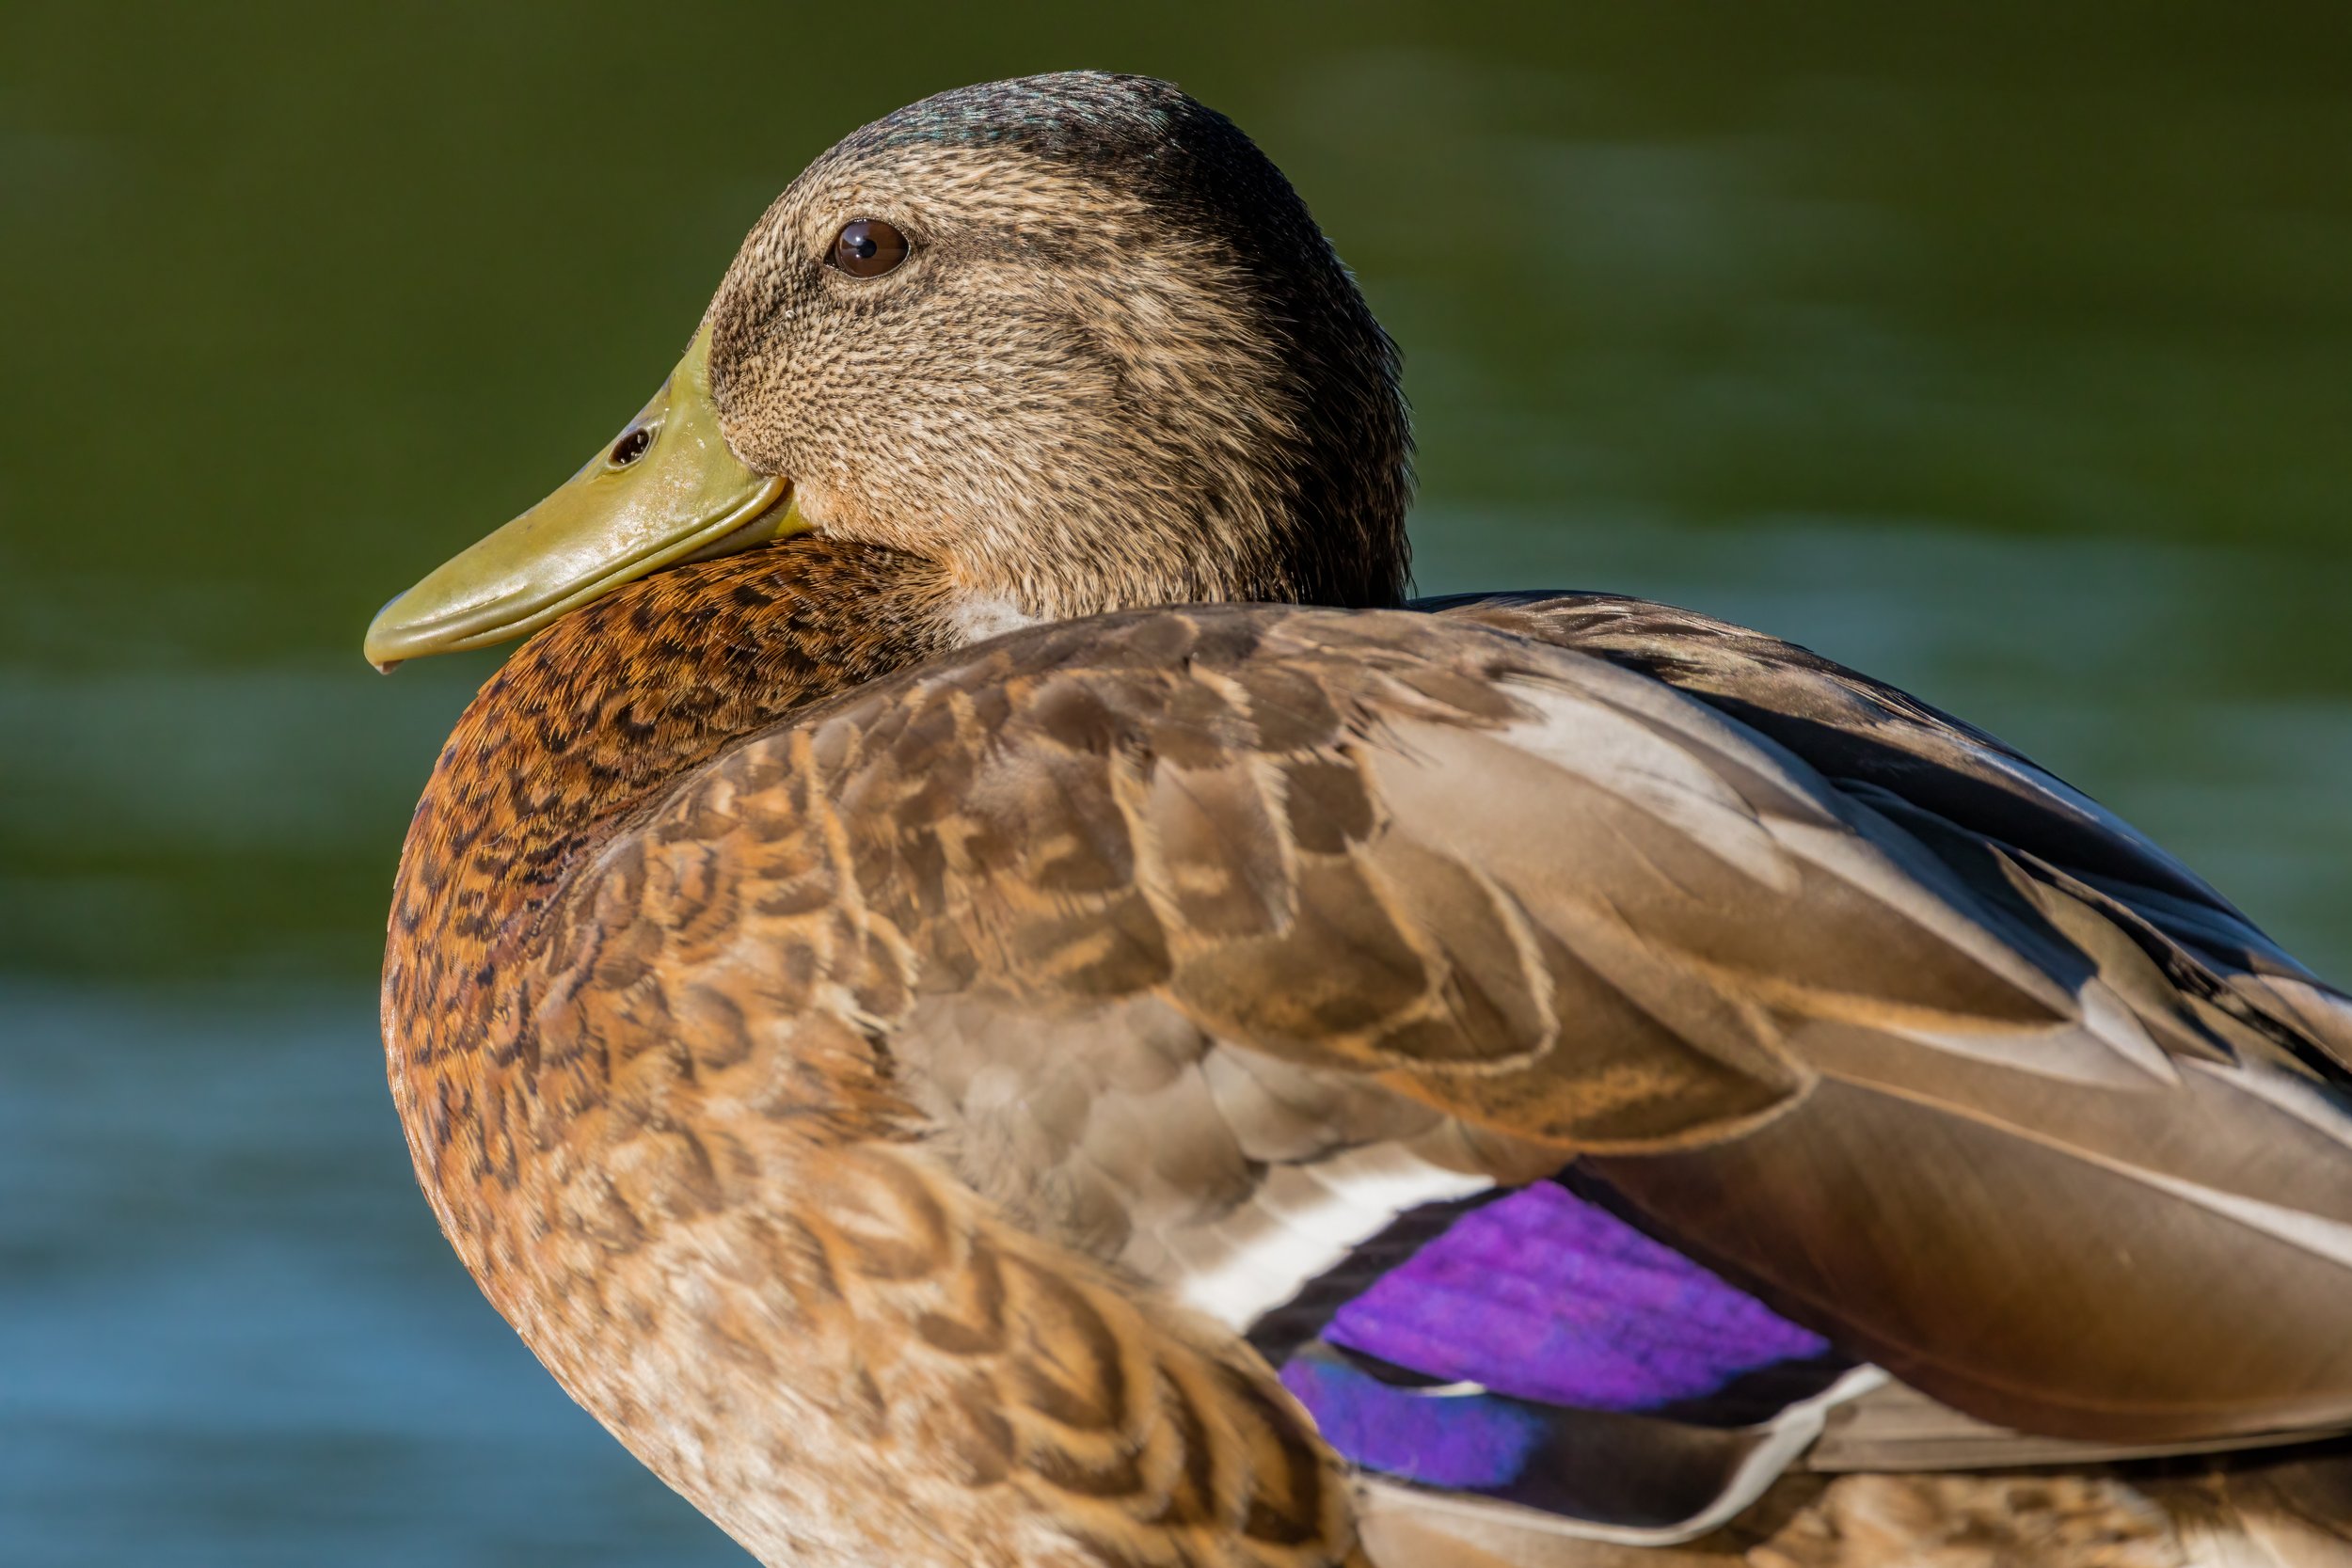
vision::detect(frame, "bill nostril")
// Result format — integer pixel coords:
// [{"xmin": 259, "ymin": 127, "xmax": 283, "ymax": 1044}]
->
[{"xmin": 610, "ymin": 426, "xmax": 653, "ymax": 467}]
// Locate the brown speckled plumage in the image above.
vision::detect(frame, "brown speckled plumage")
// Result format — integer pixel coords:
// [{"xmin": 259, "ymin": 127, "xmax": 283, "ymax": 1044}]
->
[
  {"xmin": 379, "ymin": 73, "xmax": 2352, "ymax": 1567},
  {"xmin": 388, "ymin": 544, "xmax": 1373, "ymax": 1567},
  {"xmin": 707, "ymin": 74, "xmax": 1409, "ymax": 623}
]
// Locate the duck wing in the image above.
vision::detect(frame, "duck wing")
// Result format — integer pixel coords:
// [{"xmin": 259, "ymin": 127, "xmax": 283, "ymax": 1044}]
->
[
  {"xmin": 531, "ymin": 600, "xmax": 2352, "ymax": 1560},
  {"xmin": 1420, "ymin": 592, "xmax": 2352, "ymax": 1442},
  {"xmin": 1422, "ymin": 591, "xmax": 2352, "ymax": 1080}
]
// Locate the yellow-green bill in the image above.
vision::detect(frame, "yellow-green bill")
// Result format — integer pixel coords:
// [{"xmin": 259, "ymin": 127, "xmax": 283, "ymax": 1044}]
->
[{"xmin": 365, "ymin": 323, "xmax": 801, "ymax": 670}]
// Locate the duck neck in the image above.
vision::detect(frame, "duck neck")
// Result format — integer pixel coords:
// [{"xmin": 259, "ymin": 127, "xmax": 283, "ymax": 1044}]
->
[{"xmin": 384, "ymin": 536, "xmax": 953, "ymax": 1006}]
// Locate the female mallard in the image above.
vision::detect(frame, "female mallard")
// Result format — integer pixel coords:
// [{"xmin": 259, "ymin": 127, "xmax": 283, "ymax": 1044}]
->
[{"xmin": 366, "ymin": 73, "xmax": 2352, "ymax": 1567}]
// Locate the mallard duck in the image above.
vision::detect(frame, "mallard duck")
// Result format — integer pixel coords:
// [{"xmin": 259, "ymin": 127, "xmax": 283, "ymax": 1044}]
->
[{"xmin": 364, "ymin": 73, "xmax": 2352, "ymax": 1567}]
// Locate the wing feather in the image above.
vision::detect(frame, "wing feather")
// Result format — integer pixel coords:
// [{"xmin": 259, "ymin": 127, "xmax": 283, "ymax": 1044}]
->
[{"xmin": 589, "ymin": 599, "xmax": 2352, "ymax": 1472}]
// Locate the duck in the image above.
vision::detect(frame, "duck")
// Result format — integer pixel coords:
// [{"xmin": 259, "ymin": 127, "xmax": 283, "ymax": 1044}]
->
[{"xmin": 363, "ymin": 72, "xmax": 2352, "ymax": 1568}]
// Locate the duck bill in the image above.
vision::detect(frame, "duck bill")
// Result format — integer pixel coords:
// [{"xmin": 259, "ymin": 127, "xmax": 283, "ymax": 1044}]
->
[{"xmin": 364, "ymin": 323, "xmax": 803, "ymax": 670}]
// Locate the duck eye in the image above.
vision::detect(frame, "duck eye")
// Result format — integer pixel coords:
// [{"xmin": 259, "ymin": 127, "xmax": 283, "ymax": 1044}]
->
[
  {"xmin": 830, "ymin": 218, "xmax": 909, "ymax": 278},
  {"xmin": 609, "ymin": 426, "xmax": 652, "ymax": 467}
]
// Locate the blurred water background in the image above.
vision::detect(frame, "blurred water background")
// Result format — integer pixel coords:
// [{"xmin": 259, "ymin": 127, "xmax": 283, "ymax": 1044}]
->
[{"xmin": 4, "ymin": 3, "xmax": 2349, "ymax": 1562}]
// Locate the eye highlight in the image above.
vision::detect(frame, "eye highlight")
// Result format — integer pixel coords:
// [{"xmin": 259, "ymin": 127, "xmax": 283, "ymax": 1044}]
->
[{"xmin": 829, "ymin": 218, "xmax": 909, "ymax": 278}]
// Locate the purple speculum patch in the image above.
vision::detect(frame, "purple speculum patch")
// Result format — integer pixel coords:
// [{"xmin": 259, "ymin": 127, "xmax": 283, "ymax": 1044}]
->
[{"xmin": 1278, "ymin": 1180, "xmax": 1835, "ymax": 1495}]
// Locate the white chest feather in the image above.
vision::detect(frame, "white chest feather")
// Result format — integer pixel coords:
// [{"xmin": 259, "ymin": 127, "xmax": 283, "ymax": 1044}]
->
[{"xmin": 949, "ymin": 594, "xmax": 1041, "ymax": 644}]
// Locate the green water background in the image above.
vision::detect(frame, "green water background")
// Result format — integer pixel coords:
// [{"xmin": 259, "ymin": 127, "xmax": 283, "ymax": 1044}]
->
[{"xmin": 4, "ymin": 4, "xmax": 2347, "ymax": 1562}]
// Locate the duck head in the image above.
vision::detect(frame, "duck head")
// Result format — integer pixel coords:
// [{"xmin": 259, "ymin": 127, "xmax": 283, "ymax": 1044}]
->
[{"xmin": 366, "ymin": 71, "xmax": 1411, "ymax": 668}]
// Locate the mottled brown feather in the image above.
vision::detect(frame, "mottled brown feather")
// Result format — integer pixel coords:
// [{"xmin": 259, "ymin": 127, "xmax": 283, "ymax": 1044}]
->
[
  {"xmin": 379, "ymin": 72, "xmax": 2352, "ymax": 1568},
  {"xmin": 388, "ymin": 545, "xmax": 2352, "ymax": 1565}
]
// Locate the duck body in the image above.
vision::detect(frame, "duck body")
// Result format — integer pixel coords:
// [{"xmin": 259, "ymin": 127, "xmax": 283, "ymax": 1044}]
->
[{"xmin": 372, "ymin": 73, "xmax": 2352, "ymax": 1567}]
